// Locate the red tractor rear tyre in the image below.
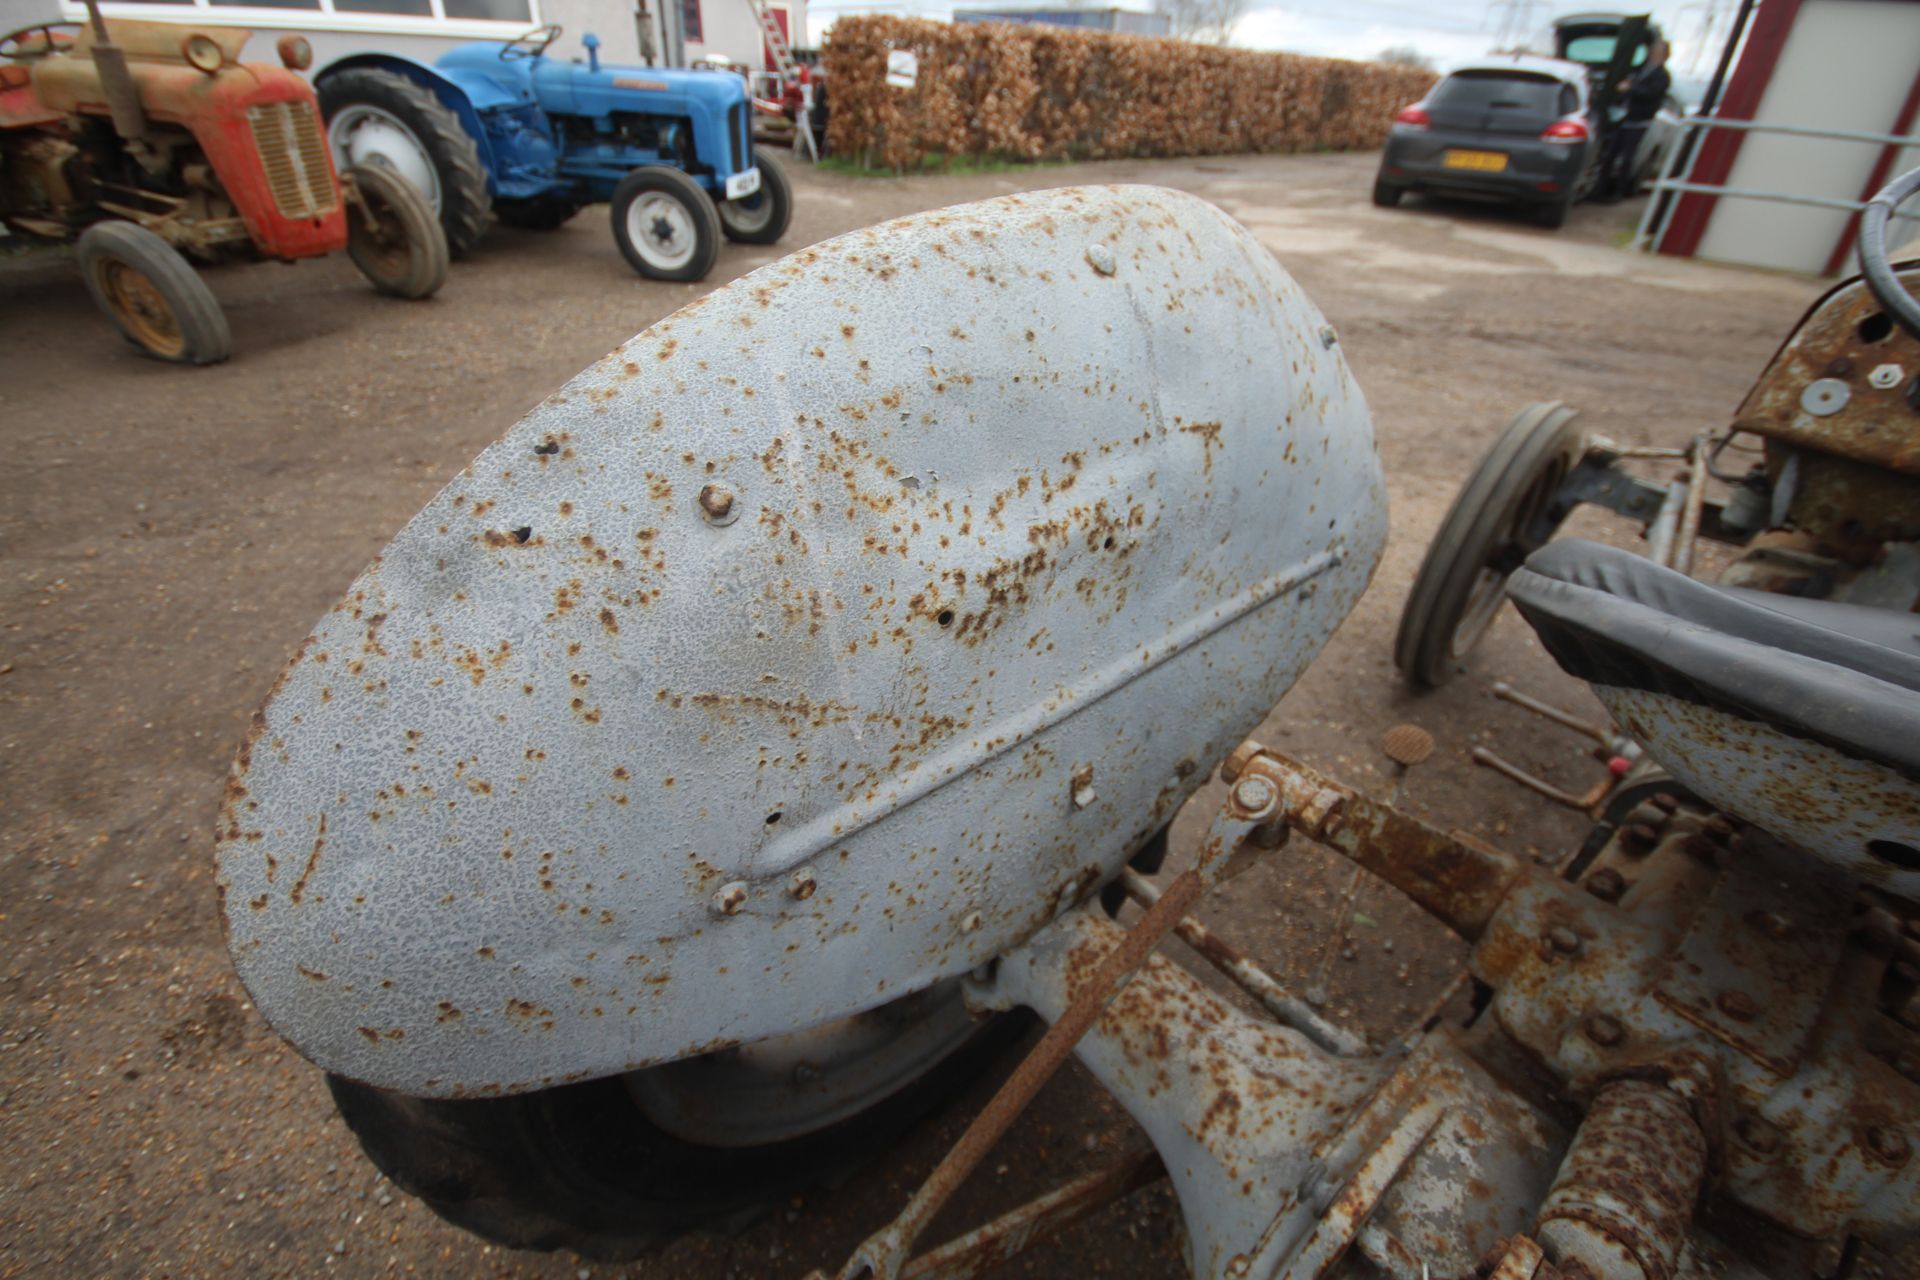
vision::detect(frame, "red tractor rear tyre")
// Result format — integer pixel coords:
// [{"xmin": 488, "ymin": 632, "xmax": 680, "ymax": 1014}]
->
[{"xmin": 75, "ymin": 221, "xmax": 232, "ymax": 365}]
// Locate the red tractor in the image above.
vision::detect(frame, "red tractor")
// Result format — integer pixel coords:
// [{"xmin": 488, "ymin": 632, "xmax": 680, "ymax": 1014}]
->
[{"xmin": 0, "ymin": 4, "xmax": 447, "ymax": 365}]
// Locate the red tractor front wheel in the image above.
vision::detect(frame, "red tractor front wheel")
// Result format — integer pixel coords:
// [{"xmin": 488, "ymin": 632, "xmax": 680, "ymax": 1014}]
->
[{"xmin": 75, "ymin": 221, "xmax": 232, "ymax": 365}]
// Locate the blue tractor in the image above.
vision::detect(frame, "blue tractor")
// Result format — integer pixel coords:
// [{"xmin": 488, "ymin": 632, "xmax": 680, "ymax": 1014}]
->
[{"xmin": 316, "ymin": 25, "xmax": 791, "ymax": 282}]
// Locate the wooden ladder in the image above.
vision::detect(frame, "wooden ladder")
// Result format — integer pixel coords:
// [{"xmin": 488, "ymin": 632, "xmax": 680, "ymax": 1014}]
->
[{"xmin": 746, "ymin": 0, "xmax": 796, "ymax": 78}]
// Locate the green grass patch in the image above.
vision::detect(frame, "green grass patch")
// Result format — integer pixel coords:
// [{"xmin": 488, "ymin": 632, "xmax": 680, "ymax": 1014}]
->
[{"xmin": 817, "ymin": 151, "xmax": 1072, "ymax": 179}]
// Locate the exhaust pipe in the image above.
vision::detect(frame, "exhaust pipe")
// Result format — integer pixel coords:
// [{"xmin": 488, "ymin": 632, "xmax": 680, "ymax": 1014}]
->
[{"xmin": 81, "ymin": 0, "xmax": 148, "ymax": 142}]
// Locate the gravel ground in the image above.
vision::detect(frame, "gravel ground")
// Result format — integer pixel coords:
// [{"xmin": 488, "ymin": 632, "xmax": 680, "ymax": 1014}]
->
[{"xmin": 0, "ymin": 149, "xmax": 1817, "ymax": 1279}]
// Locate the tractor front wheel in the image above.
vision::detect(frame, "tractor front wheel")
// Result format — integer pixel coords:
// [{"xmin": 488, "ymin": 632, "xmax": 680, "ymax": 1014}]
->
[
  {"xmin": 75, "ymin": 221, "xmax": 231, "ymax": 365},
  {"xmin": 610, "ymin": 166, "xmax": 720, "ymax": 283},
  {"xmin": 716, "ymin": 146, "xmax": 793, "ymax": 246},
  {"xmin": 345, "ymin": 163, "xmax": 450, "ymax": 300},
  {"xmin": 320, "ymin": 68, "xmax": 492, "ymax": 258}
]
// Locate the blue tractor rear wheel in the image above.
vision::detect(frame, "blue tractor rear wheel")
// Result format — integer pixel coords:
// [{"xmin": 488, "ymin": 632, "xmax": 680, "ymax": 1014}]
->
[
  {"xmin": 610, "ymin": 166, "xmax": 721, "ymax": 283},
  {"xmin": 716, "ymin": 146, "xmax": 793, "ymax": 246},
  {"xmin": 320, "ymin": 68, "xmax": 493, "ymax": 259}
]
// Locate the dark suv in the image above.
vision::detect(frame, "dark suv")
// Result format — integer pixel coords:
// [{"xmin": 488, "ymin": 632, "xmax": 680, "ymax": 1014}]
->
[{"xmin": 1373, "ymin": 55, "xmax": 1599, "ymax": 228}]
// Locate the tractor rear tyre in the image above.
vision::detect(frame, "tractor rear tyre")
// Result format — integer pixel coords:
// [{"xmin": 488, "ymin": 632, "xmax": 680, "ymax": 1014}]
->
[
  {"xmin": 1394, "ymin": 402, "xmax": 1586, "ymax": 688},
  {"xmin": 324, "ymin": 995, "xmax": 1026, "ymax": 1260},
  {"xmin": 345, "ymin": 163, "xmax": 449, "ymax": 300},
  {"xmin": 716, "ymin": 146, "xmax": 793, "ymax": 245},
  {"xmin": 75, "ymin": 221, "xmax": 231, "ymax": 365},
  {"xmin": 611, "ymin": 166, "xmax": 721, "ymax": 282},
  {"xmin": 320, "ymin": 68, "xmax": 492, "ymax": 258}
]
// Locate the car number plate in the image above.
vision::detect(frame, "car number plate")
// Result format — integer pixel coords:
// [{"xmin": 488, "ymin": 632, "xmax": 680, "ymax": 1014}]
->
[
  {"xmin": 1443, "ymin": 150, "xmax": 1509, "ymax": 172},
  {"xmin": 725, "ymin": 167, "xmax": 762, "ymax": 200}
]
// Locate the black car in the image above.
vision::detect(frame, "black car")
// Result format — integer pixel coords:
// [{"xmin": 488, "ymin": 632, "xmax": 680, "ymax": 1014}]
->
[{"xmin": 1373, "ymin": 55, "xmax": 1600, "ymax": 228}]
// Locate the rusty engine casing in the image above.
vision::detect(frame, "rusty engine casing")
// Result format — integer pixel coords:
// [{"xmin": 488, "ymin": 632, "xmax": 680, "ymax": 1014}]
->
[{"xmin": 216, "ymin": 186, "xmax": 1389, "ymax": 1097}]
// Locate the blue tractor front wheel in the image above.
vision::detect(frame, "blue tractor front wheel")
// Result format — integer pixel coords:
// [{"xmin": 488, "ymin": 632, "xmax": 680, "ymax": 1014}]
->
[
  {"xmin": 610, "ymin": 166, "xmax": 722, "ymax": 283},
  {"xmin": 716, "ymin": 146, "xmax": 793, "ymax": 246}
]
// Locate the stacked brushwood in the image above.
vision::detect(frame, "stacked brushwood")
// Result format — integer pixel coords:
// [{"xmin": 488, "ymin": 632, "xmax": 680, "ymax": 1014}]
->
[{"xmin": 823, "ymin": 17, "xmax": 1437, "ymax": 171}]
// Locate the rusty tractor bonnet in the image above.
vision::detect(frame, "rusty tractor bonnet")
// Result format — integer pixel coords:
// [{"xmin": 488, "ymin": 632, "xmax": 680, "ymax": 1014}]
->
[{"xmin": 215, "ymin": 185, "xmax": 1389, "ymax": 1096}]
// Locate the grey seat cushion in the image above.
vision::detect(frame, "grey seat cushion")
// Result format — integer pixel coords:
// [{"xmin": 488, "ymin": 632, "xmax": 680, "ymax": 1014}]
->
[{"xmin": 1506, "ymin": 540, "xmax": 1920, "ymax": 779}]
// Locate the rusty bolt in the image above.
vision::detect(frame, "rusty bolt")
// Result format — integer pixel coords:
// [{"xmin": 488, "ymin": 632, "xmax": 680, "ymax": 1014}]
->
[
  {"xmin": 1716, "ymin": 989, "xmax": 1759, "ymax": 1022},
  {"xmin": 959, "ymin": 910, "xmax": 982, "ymax": 934},
  {"xmin": 1650, "ymin": 792, "xmax": 1679, "ymax": 814},
  {"xmin": 1224, "ymin": 1257, "xmax": 1252, "ymax": 1278},
  {"xmin": 1071, "ymin": 766, "xmax": 1098, "ymax": 811},
  {"xmin": 1232, "ymin": 775, "xmax": 1277, "ymax": 817},
  {"xmin": 1824, "ymin": 356, "xmax": 1854, "ymax": 378},
  {"xmin": 1866, "ymin": 1126, "xmax": 1910, "ymax": 1166},
  {"xmin": 1735, "ymin": 1113, "xmax": 1780, "ymax": 1155},
  {"xmin": 1220, "ymin": 740, "xmax": 1266, "ymax": 784},
  {"xmin": 1583, "ymin": 1013, "xmax": 1625, "ymax": 1047},
  {"xmin": 787, "ymin": 868, "xmax": 817, "ymax": 901},
  {"xmin": 697, "ymin": 483, "xmax": 738, "ymax": 526},
  {"xmin": 1585, "ymin": 867, "xmax": 1627, "ymax": 903},
  {"xmin": 1619, "ymin": 823, "xmax": 1660, "ymax": 854},
  {"xmin": 1547, "ymin": 926, "xmax": 1581, "ymax": 956},
  {"xmin": 710, "ymin": 881, "xmax": 748, "ymax": 916},
  {"xmin": 1704, "ymin": 814, "xmax": 1736, "ymax": 841},
  {"xmin": 1084, "ymin": 243, "xmax": 1116, "ymax": 276}
]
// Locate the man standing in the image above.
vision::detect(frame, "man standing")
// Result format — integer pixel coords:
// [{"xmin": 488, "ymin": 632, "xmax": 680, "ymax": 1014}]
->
[{"xmin": 1603, "ymin": 38, "xmax": 1671, "ymax": 201}]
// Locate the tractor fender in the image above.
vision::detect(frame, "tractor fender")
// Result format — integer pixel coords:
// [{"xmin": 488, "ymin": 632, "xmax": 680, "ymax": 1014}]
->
[
  {"xmin": 315, "ymin": 53, "xmax": 503, "ymax": 186},
  {"xmin": 216, "ymin": 186, "xmax": 1390, "ymax": 1097}
]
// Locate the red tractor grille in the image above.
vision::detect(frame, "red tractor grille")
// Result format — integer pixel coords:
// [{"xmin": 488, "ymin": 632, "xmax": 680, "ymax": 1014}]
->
[{"xmin": 248, "ymin": 100, "xmax": 338, "ymax": 220}]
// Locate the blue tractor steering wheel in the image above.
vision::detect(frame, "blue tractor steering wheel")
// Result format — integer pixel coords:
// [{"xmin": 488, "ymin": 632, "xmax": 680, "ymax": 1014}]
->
[{"xmin": 500, "ymin": 23, "xmax": 562, "ymax": 60}]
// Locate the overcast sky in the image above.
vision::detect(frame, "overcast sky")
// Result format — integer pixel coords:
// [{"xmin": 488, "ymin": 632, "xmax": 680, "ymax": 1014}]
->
[{"xmin": 808, "ymin": 0, "xmax": 1738, "ymax": 92}]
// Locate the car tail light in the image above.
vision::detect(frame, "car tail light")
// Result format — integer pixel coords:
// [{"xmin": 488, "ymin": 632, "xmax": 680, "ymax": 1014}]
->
[
  {"xmin": 1541, "ymin": 118, "xmax": 1590, "ymax": 144},
  {"xmin": 1395, "ymin": 105, "xmax": 1430, "ymax": 128}
]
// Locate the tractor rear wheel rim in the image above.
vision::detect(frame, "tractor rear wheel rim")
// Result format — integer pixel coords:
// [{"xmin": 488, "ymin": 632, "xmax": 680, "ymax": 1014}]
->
[
  {"xmin": 97, "ymin": 258, "xmax": 184, "ymax": 358},
  {"xmin": 328, "ymin": 105, "xmax": 442, "ymax": 214},
  {"xmin": 627, "ymin": 193, "xmax": 697, "ymax": 272}
]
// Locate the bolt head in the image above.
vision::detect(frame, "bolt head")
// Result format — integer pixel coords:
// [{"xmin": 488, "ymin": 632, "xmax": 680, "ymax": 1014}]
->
[
  {"xmin": 1085, "ymin": 243, "xmax": 1116, "ymax": 275},
  {"xmin": 1220, "ymin": 740, "xmax": 1265, "ymax": 783},
  {"xmin": 710, "ymin": 881, "xmax": 748, "ymax": 916},
  {"xmin": 787, "ymin": 868, "xmax": 816, "ymax": 901},
  {"xmin": 1583, "ymin": 1013, "xmax": 1625, "ymax": 1047},
  {"xmin": 1547, "ymin": 926, "xmax": 1581, "ymax": 955},
  {"xmin": 1225, "ymin": 1257, "xmax": 1251, "ymax": 1278},
  {"xmin": 1716, "ymin": 989, "xmax": 1758, "ymax": 1022},
  {"xmin": 1232, "ymin": 775, "xmax": 1277, "ymax": 815},
  {"xmin": 697, "ymin": 483, "xmax": 738, "ymax": 525},
  {"xmin": 1869, "ymin": 362, "xmax": 1906, "ymax": 390},
  {"xmin": 1586, "ymin": 867, "xmax": 1627, "ymax": 903},
  {"xmin": 1866, "ymin": 1126, "xmax": 1910, "ymax": 1166},
  {"xmin": 959, "ymin": 910, "xmax": 982, "ymax": 934},
  {"xmin": 1735, "ymin": 1113, "xmax": 1780, "ymax": 1155}
]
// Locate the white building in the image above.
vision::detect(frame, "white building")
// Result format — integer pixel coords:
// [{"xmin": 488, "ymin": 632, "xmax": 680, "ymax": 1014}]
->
[{"xmin": 18, "ymin": 0, "xmax": 806, "ymax": 78}]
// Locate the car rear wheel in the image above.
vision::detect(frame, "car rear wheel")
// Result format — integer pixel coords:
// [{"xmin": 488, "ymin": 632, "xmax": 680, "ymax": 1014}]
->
[
  {"xmin": 716, "ymin": 146, "xmax": 793, "ymax": 245},
  {"xmin": 611, "ymin": 166, "xmax": 721, "ymax": 282},
  {"xmin": 75, "ymin": 221, "xmax": 231, "ymax": 365},
  {"xmin": 1372, "ymin": 180, "xmax": 1404, "ymax": 208},
  {"xmin": 1533, "ymin": 193, "xmax": 1573, "ymax": 229},
  {"xmin": 320, "ymin": 68, "xmax": 492, "ymax": 258},
  {"xmin": 344, "ymin": 163, "xmax": 449, "ymax": 299},
  {"xmin": 325, "ymin": 985, "xmax": 1023, "ymax": 1260},
  {"xmin": 1394, "ymin": 401, "xmax": 1587, "ymax": 688}
]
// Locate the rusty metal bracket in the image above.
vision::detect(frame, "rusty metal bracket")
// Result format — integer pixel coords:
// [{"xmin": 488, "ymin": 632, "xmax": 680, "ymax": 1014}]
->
[{"xmin": 1235, "ymin": 745, "xmax": 1529, "ymax": 940}]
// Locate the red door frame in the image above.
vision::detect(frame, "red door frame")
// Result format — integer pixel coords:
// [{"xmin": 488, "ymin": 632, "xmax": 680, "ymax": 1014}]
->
[
  {"xmin": 1658, "ymin": 0, "xmax": 1805, "ymax": 258},
  {"xmin": 1822, "ymin": 64, "xmax": 1920, "ymax": 276}
]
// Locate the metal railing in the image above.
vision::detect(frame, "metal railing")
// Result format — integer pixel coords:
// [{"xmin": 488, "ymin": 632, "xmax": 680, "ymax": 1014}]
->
[{"xmin": 1632, "ymin": 115, "xmax": 1920, "ymax": 254}]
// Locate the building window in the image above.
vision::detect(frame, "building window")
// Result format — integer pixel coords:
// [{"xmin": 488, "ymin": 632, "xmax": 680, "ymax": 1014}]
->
[
  {"xmin": 682, "ymin": 0, "xmax": 703, "ymax": 42},
  {"xmin": 86, "ymin": 0, "xmax": 536, "ymax": 28}
]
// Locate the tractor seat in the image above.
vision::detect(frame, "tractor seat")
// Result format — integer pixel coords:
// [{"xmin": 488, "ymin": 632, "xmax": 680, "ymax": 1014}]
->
[{"xmin": 1507, "ymin": 540, "xmax": 1920, "ymax": 894}]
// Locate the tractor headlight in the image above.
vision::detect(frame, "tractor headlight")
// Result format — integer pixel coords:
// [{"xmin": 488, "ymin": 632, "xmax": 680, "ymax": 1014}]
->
[
  {"xmin": 276, "ymin": 35, "xmax": 313, "ymax": 72},
  {"xmin": 182, "ymin": 33, "xmax": 224, "ymax": 75}
]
